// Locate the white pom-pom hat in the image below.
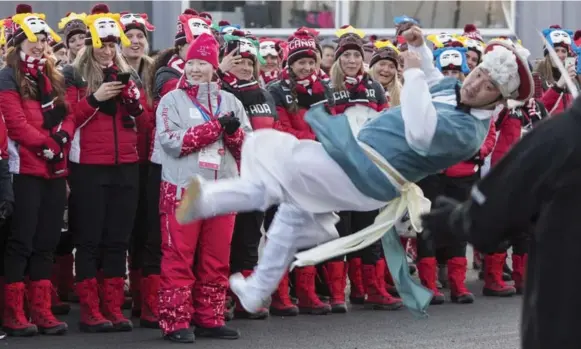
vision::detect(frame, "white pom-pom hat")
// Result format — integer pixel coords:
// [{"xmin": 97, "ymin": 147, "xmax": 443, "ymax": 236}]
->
[{"xmin": 478, "ymin": 39, "xmax": 533, "ymax": 102}]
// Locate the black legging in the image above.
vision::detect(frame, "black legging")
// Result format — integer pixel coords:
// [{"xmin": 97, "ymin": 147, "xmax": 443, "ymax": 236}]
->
[
  {"xmin": 416, "ymin": 173, "xmax": 479, "ymax": 261},
  {"xmin": 70, "ymin": 163, "xmax": 139, "ymax": 281},
  {"xmin": 328, "ymin": 210, "xmax": 382, "ymax": 264},
  {"xmin": 129, "ymin": 163, "xmax": 150, "ymax": 271},
  {"xmin": 4, "ymin": 175, "xmax": 67, "ymax": 283},
  {"xmin": 141, "ymin": 163, "xmax": 162, "ymax": 277},
  {"xmin": 229, "ymin": 211, "xmax": 264, "ymax": 273}
]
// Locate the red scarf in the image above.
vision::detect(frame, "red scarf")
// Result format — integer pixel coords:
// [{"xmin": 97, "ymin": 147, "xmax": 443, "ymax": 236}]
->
[
  {"xmin": 19, "ymin": 51, "xmax": 52, "ymax": 98},
  {"xmin": 345, "ymin": 73, "xmax": 367, "ymax": 95},
  {"xmin": 167, "ymin": 54, "xmax": 185, "ymax": 74},
  {"xmin": 219, "ymin": 71, "xmax": 265, "ymax": 106},
  {"xmin": 19, "ymin": 51, "xmax": 65, "ymax": 129},
  {"xmin": 259, "ymin": 70, "xmax": 279, "ymax": 87},
  {"xmin": 280, "ymin": 67, "xmax": 328, "ymax": 109},
  {"xmin": 318, "ymin": 69, "xmax": 330, "ymax": 84}
]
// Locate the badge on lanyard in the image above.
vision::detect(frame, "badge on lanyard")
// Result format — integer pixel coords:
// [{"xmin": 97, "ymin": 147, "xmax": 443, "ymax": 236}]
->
[
  {"xmin": 189, "ymin": 95, "xmax": 225, "ymax": 171},
  {"xmin": 199, "ymin": 142, "xmax": 223, "ymax": 170}
]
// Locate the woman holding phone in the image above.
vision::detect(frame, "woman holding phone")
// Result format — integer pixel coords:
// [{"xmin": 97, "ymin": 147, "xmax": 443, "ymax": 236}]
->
[
  {"xmin": 62, "ymin": 4, "xmax": 143, "ymax": 333},
  {"xmin": 535, "ymin": 26, "xmax": 578, "ymax": 115}
]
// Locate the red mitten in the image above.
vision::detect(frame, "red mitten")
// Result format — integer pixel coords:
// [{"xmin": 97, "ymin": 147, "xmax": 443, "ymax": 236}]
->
[{"xmin": 121, "ymin": 80, "xmax": 143, "ymax": 117}]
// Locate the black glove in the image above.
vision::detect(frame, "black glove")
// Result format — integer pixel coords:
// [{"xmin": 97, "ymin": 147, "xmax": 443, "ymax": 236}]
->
[
  {"xmin": 0, "ymin": 201, "xmax": 13, "ymax": 220},
  {"xmin": 218, "ymin": 114, "xmax": 241, "ymax": 135},
  {"xmin": 421, "ymin": 196, "xmax": 463, "ymax": 240},
  {"xmin": 52, "ymin": 130, "xmax": 70, "ymax": 147}
]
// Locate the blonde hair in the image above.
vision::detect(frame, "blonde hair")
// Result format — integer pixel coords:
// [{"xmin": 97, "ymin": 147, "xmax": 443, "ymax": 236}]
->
[
  {"xmin": 534, "ymin": 56, "xmax": 555, "ymax": 86},
  {"xmin": 330, "ymin": 60, "xmax": 347, "ymax": 92},
  {"xmin": 73, "ymin": 44, "xmax": 131, "ymax": 93},
  {"xmin": 369, "ymin": 64, "xmax": 402, "ymax": 107}
]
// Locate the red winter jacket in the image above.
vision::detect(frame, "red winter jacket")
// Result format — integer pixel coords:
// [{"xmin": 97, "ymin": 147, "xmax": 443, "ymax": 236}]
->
[
  {"xmin": 443, "ymin": 120, "xmax": 496, "ymax": 177},
  {"xmin": 0, "ymin": 67, "xmax": 75, "ymax": 178},
  {"xmin": 540, "ymin": 86, "xmax": 574, "ymax": 116},
  {"xmin": 62, "ymin": 65, "xmax": 139, "ymax": 165},
  {"xmin": 134, "ymin": 86, "xmax": 154, "ymax": 162}
]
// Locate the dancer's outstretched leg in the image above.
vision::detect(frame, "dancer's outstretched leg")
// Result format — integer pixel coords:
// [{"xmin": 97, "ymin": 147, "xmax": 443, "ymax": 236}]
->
[
  {"xmin": 176, "ymin": 177, "xmax": 271, "ymax": 224},
  {"xmin": 229, "ymin": 204, "xmax": 337, "ymax": 313}
]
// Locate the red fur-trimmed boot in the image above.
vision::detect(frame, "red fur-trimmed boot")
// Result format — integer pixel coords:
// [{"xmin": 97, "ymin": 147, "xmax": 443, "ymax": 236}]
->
[
  {"xmin": 231, "ymin": 270, "xmax": 269, "ymax": 319},
  {"xmin": 483, "ymin": 253, "xmax": 516, "ymax": 297},
  {"xmin": 28, "ymin": 280, "xmax": 68, "ymax": 335},
  {"xmin": 139, "ymin": 275, "xmax": 160, "ymax": 329},
  {"xmin": 2, "ymin": 282, "xmax": 37, "ymax": 336},
  {"xmin": 322, "ymin": 261, "xmax": 347, "ymax": 313},
  {"xmin": 50, "ymin": 263, "xmax": 71, "ymax": 315},
  {"xmin": 512, "ymin": 254, "xmax": 527, "ymax": 295},
  {"xmin": 416, "ymin": 257, "xmax": 445, "ymax": 304},
  {"xmin": 294, "ymin": 266, "xmax": 331, "ymax": 315},
  {"xmin": 447, "ymin": 257, "xmax": 474, "ymax": 304},
  {"xmin": 270, "ymin": 273, "xmax": 299, "ymax": 316},
  {"xmin": 54, "ymin": 254, "xmax": 76, "ymax": 302},
  {"xmin": 363, "ymin": 260, "xmax": 403, "ymax": 310},
  {"xmin": 347, "ymin": 258, "xmax": 365, "ymax": 304},
  {"xmin": 100, "ymin": 278, "xmax": 133, "ymax": 331},
  {"xmin": 383, "ymin": 261, "xmax": 399, "ymax": 297},
  {"xmin": 129, "ymin": 269, "xmax": 142, "ymax": 317},
  {"xmin": 76, "ymin": 278, "xmax": 113, "ymax": 333}
]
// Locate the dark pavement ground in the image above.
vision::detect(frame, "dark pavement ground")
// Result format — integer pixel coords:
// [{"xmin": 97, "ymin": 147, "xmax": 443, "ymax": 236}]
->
[{"xmin": 2, "ymin": 278, "xmax": 522, "ymax": 349}]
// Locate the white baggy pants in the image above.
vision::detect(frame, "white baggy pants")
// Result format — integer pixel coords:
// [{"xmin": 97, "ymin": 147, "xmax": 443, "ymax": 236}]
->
[{"xmin": 192, "ymin": 129, "xmax": 386, "ymax": 302}]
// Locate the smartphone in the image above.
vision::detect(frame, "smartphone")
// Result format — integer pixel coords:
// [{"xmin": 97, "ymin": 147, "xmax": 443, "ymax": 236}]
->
[
  {"xmin": 565, "ymin": 57, "xmax": 576, "ymax": 69},
  {"xmin": 117, "ymin": 72, "xmax": 131, "ymax": 85}
]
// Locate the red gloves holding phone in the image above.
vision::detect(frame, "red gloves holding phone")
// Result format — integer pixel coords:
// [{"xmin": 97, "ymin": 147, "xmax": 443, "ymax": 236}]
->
[{"xmin": 121, "ymin": 79, "xmax": 143, "ymax": 117}]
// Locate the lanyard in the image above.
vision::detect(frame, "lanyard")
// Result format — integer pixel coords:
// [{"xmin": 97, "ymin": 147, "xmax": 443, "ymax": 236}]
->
[{"xmin": 190, "ymin": 94, "xmax": 222, "ymax": 122}]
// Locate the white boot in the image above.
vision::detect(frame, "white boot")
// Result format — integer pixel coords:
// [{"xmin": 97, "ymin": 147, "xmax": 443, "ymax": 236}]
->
[
  {"xmin": 176, "ymin": 176, "xmax": 270, "ymax": 224},
  {"xmin": 230, "ymin": 205, "xmax": 309, "ymax": 313}
]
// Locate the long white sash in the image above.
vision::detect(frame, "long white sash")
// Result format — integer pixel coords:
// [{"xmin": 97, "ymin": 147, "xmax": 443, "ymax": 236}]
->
[{"xmin": 291, "ymin": 140, "xmax": 431, "ymax": 269}]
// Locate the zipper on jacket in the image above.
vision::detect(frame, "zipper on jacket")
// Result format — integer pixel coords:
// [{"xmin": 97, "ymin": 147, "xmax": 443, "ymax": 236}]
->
[{"xmin": 113, "ymin": 114, "xmax": 119, "ymax": 165}]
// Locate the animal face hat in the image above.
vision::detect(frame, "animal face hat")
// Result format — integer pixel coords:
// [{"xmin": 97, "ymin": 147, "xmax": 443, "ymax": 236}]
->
[
  {"xmin": 434, "ymin": 44, "xmax": 470, "ymax": 74},
  {"xmin": 542, "ymin": 25, "xmax": 573, "ymax": 56},
  {"xmin": 58, "ymin": 12, "xmax": 87, "ymax": 48},
  {"xmin": 369, "ymin": 39, "xmax": 400, "ymax": 68},
  {"xmin": 259, "ymin": 37, "xmax": 286, "ymax": 62},
  {"xmin": 175, "ymin": 9, "xmax": 211, "ymax": 46},
  {"xmin": 333, "ymin": 25, "xmax": 366, "ymax": 61},
  {"xmin": 84, "ymin": 4, "xmax": 130, "ymax": 48},
  {"xmin": 120, "ymin": 12, "xmax": 155, "ymax": 37},
  {"xmin": 11, "ymin": 4, "xmax": 61, "ymax": 47},
  {"xmin": 478, "ymin": 39, "xmax": 533, "ymax": 101},
  {"xmin": 222, "ymin": 29, "xmax": 265, "ymax": 65},
  {"xmin": 0, "ymin": 18, "xmax": 13, "ymax": 46},
  {"xmin": 426, "ymin": 32, "xmax": 462, "ymax": 49},
  {"xmin": 457, "ymin": 36, "xmax": 486, "ymax": 62},
  {"xmin": 218, "ymin": 20, "xmax": 241, "ymax": 36}
]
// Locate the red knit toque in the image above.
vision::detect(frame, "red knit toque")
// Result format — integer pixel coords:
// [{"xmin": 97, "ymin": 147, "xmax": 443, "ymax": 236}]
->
[{"xmin": 186, "ymin": 32, "xmax": 219, "ymax": 69}]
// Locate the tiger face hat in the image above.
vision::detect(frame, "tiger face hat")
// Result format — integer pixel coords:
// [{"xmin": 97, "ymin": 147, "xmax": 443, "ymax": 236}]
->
[
  {"xmin": 84, "ymin": 3, "xmax": 130, "ymax": 48},
  {"xmin": 11, "ymin": 4, "xmax": 61, "ymax": 47}
]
